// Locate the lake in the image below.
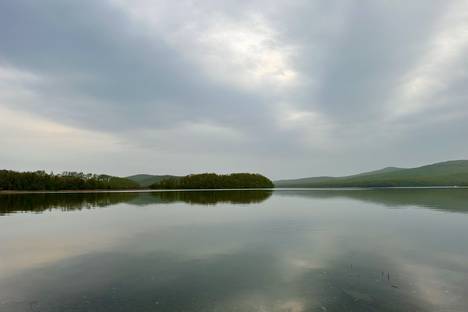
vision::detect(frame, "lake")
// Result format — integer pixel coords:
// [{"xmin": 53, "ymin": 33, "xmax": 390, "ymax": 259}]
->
[{"xmin": 1, "ymin": 189, "xmax": 467, "ymax": 311}]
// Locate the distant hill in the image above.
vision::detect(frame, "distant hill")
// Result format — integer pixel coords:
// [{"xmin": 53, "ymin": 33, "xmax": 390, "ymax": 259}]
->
[
  {"xmin": 275, "ymin": 160, "xmax": 468, "ymax": 188},
  {"xmin": 126, "ymin": 174, "xmax": 180, "ymax": 188}
]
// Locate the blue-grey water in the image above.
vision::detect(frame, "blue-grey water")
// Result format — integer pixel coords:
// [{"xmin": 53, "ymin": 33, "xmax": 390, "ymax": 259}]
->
[{"xmin": 1, "ymin": 189, "xmax": 468, "ymax": 312}]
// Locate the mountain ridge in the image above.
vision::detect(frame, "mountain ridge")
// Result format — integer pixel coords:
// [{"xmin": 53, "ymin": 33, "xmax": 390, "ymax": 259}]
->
[{"xmin": 274, "ymin": 160, "xmax": 468, "ymax": 188}]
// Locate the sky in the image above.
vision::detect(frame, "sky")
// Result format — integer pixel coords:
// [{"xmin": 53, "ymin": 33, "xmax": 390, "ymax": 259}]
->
[{"xmin": 0, "ymin": 0, "xmax": 467, "ymax": 179}]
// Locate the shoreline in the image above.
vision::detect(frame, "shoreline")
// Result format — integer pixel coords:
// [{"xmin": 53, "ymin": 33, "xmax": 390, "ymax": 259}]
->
[
  {"xmin": 0, "ymin": 186, "xmax": 467, "ymax": 194},
  {"xmin": 0, "ymin": 188, "xmax": 273, "ymax": 194}
]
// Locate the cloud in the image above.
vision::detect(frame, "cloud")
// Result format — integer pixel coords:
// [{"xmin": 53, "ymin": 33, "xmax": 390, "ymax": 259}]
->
[
  {"xmin": 114, "ymin": 0, "xmax": 299, "ymax": 89},
  {"xmin": 392, "ymin": 0, "xmax": 468, "ymax": 116},
  {"xmin": 0, "ymin": 0, "xmax": 467, "ymax": 177}
]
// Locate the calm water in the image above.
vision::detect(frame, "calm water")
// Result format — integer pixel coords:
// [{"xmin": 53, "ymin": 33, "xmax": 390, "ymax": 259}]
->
[{"xmin": 1, "ymin": 189, "xmax": 468, "ymax": 312}]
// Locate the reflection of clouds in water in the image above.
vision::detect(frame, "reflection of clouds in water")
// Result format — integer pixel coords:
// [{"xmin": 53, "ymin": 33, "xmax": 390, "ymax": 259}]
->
[
  {"xmin": 1, "ymin": 223, "xmax": 458, "ymax": 311},
  {"xmin": 1, "ymin": 248, "xmax": 282, "ymax": 311},
  {"xmin": 296, "ymin": 252, "xmax": 431, "ymax": 311},
  {"xmin": 0, "ymin": 191, "xmax": 273, "ymax": 276},
  {"xmin": 0, "ymin": 247, "xmax": 439, "ymax": 312},
  {"xmin": 401, "ymin": 262, "xmax": 467, "ymax": 310},
  {"xmin": 1, "ymin": 190, "xmax": 468, "ymax": 311}
]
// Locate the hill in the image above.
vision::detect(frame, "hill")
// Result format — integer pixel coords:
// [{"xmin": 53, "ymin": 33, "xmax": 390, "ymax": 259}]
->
[
  {"xmin": 126, "ymin": 174, "xmax": 180, "ymax": 187},
  {"xmin": 150, "ymin": 173, "xmax": 274, "ymax": 189},
  {"xmin": 275, "ymin": 160, "xmax": 468, "ymax": 188}
]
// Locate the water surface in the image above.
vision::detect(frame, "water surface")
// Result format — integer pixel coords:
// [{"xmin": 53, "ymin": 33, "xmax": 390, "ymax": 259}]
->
[{"xmin": 1, "ymin": 189, "xmax": 467, "ymax": 311}]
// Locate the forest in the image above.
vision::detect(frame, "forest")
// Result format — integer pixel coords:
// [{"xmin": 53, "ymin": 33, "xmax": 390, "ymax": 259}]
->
[
  {"xmin": 150, "ymin": 173, "xmax": 274, "ymax": 189},
  {"xmin": 0, "ymin": 170, "xmax": 139, "ymax": 191}
]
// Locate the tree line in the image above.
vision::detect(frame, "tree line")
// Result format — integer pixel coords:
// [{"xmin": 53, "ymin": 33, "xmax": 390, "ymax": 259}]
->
[
  {"xmin": 0, "ymin": 170, "xmax": 139, "ymax": 191},
  {"xmin": 150, "ymin": 173, "xmax": 274, "ymax": 189}
]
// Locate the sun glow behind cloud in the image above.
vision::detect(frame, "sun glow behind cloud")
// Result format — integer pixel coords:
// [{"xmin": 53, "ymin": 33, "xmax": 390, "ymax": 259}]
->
[
  {"xmin": 111, "ymin": 0, "xmax": 298, "ymax": 90},
  {"xmin": 191, "ymin": 13, "xmax": 298, "ymax": 89}
]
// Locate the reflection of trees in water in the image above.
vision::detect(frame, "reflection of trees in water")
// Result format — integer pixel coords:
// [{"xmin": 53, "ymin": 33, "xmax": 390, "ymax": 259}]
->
[
  {"xmin": 0, "ymin": 190, "xmax": 273, "ymax": 214},
  {"xmin": 150, "ymin": 190, "xmax": 273, "ymax": 205},
  {"xmin": 277, "ymin": 188, "xmax": 468, "ymax": 213},
  {"xmin": 0, "ymin": 192, "xmax": 139, "ymax": 215}
]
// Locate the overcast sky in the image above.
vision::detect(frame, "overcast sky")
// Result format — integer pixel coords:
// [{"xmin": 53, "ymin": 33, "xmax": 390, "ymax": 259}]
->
[{"xmin": 1, "ymin": 0, "xmax": 467, "ymax": 179}]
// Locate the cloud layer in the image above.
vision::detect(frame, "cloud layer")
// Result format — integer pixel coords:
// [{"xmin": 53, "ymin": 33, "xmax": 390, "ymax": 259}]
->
[{"xmin": 1, "ymin": 0, "xmax": 467, "ymax": 178}]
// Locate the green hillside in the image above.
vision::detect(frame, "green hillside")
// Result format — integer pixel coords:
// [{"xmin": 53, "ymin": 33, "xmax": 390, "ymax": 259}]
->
[
  {"xmin": 150, "ymin": 173, "xmax": 274, "ymax": 189},
  {"xmin": 275, "ymin": 160, "xmax": 468, "ymax": 188},
  {"xmin": 126, "ymin": 174, "xmax": 180, "ymax": 187}
]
